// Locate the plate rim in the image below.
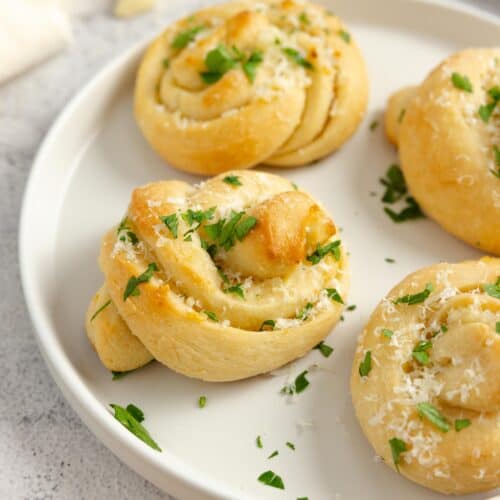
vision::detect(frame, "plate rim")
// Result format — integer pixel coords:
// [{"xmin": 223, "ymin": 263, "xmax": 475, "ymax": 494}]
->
[{"xmin": 18, "ymin": 1, "xmax": 500, "ymax": 499}]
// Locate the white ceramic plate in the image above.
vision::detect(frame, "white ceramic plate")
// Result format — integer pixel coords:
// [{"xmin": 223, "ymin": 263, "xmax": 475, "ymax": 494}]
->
[{"xmin": 20, "ymin": 1, "xmax": 500, "ymax": 499}]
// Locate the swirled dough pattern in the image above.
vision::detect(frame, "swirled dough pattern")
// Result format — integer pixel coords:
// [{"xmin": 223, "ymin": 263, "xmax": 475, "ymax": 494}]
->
[
  {"xmin": 351, "ymin": 258, "xmax": 500, "ymax": 494},
  {"xmin": 385, "ymin": 48, "xmax": 500, "ymax": 255},
  {"xmin": 134, "ymin": 0, "xmax": 368, "ymax": 174},
  {"xmin": 86, "ymin": 170, "xmax": 349, "ymax": 381}
]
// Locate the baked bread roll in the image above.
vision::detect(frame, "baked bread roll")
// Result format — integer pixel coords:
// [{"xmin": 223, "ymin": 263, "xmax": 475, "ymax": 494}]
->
[
  {"xmin": 385, "ymin": 48, "xmax": 500, "ymax": 255},
  {"xmin": 351, "ymin": 257, "xmax": 500, "ymax": 495},
  {"xmin": 134, "ymin": 0, "xmax": 368, "ymax": 174},
  {"xmin": 86, "ymin": 170, "xmax": 349, "ymax": 381}
]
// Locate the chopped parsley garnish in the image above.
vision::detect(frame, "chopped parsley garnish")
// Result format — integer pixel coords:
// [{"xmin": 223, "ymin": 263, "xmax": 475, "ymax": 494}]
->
[
  {"xmin": 369, "ymin": 120, "xmax": 379, "ymax": 131},
  {"xmin": 90, "ymin": 299, "xmax": 111, "ymax": 321},
  {"xmin": 297, "ymin": 302, "xmax": 313, "ymax": 320},
  {"xmin": 260, "ymin": 319, "xmax": 276, "ymax": 331},
  {"xmin": 256, "ymin": 435, "xmax": 263, "ymax": 448},
  {"xmin": 282, "ymin": 47, "xmax": 313, "ymax": 69},
  {"xmin": 325, "ymin": 287, "xmax": 344, "ymax": 304},
  {"xmin": 281, "ymin": 370, "xmax": 310, "ymax": 395},
  {"xmin": 314, "ymin": 341, "xmax": 334, "ymax": 357},
  {"xmin": 412, "ymin": 340, "xmax": 432, "ymax": 365},
  {"xmin": 417, "ymin": 402, "xmax": 450, "ymax": 432},
  {"xmin": 291, "ymin": 182, "xmax": 299, "ymax": 190},
  {"xmin": 172, "ymin": 26, "xmax": 204, "ymax": 49},
  {"xmin": 398, "ymin": 108, "xmax": 406, "ymax": 123},
  {"xmin": 162, "ymin": 58, "xmax": 170, "ymax": 68},
  {"xmin": 182, "ymin": 206, "xmax": 215, "ymax": 226},
  {"xmin": 379, "ymin": 164, "xmax": 407, "ymax": 203},
  {"xmin": 385, "ymin": 257, "xmax": 395, "ymax": 263},
  {"xmin": 478, "ymin": 86, "xmax": 500, "ymax": 123},
  {"xmin": 394, "ymin": 282, "xmax": 433, "ymax": 305},
  {"xmin": 242, "ymin": 51, "xmax": 264, "ymax": 82},
  {"xmin": 286, "ymin": 441, "xmax": 295, "ymax": 450},
  {"xmin": 492, "ymin": 145, "xmax": 500, "ymax": 177},
  {"xmin": 198, "ymin": 396, "xmax": 207, "ymax": 408},
  {"xmin": 346, "ymin": 304, "xmax": 356, "ymax": 311},
  {"xmin": 224, "ymin": 284, "xmax": 245, "ymax": 299},
  {"xmin": 117, "ymin": 217, "xmax": 130, "ymax": 233},
  {"xmin": 160, "ymin": 213, "xmax": 178, "ymax": 238},
  {"xmin": 204, "ymin": 311, "xmax": 218, "ymax": 322},
  {"xmin": 258, "ymin": 470, "xmax": 285, "ymax": 490},
  {"xmin": 382, "ymin": 328, "xmax": 393, "ymax": 338},
  {"xmin": 299, "ymin": 12, "xmax": 310, "ymax": 24},
  {"xmin": 496, "ymin": 321, "xmax": 500, "ymax": 334},
  {"xmin": 338, "ymin": 30, "xmax": 351, "ymax": 43},
  {"xmin": 359, "ymin": 351, "xmax": 372, "ymax": 377},
  {"xmin": 441, "ymin": 324, "xmax": 448, "ymax": 333},
  {"xmin": 200, "ymin": 44, "xmax": 237, "ymax": 84},
  {"xmin": 110, "ymin": 403, "xmax": 161, "ymax": 451},
  {"xmin": 126, "ymin": 404, "xmax": 144, "ymax": 422},
  {"xmin": 384, "ymin": 196, "xmax": 425, "ymax": 222},
  {"xmin": 116, "ymin": 217, "xmax": 139, "ymax": 245},
  {"xmin": 482, "ymin": 277, "xmax": 500, "ymax": 298},
  {"xmin": 389, "ymin": 437, "xmax": 407, "ymax": 472},
  {"xmin": 451, "ymin": 72, "xmax": 473, "ymax": 93},
  {"xmin": 200, "ymin": 239, "xmax": 217, "ymax": 258},
  {"xmin": 297, "ymin": 497, "xmax": 309, "ymax": 500},
  {"xmin": 268, "ymin": 450, "xmax": 279, "ymax": 459},
  {"xmin": 205, "ymin": 211, "xmax": 257, "ymax": 251},
  {"xmin": 455, "ymin": 418, "xmax": 471, "ymax": 432},
  {"xmin": 223, "ymin": 175, "xmax": 242, "ymax": 186},
  {"xmin": 307, "ymin": 240, "xmax": 341, "ymax": 264},
  {"xmin": 123, "ymin": 263, "xmax": 158, "ymax": 300}
]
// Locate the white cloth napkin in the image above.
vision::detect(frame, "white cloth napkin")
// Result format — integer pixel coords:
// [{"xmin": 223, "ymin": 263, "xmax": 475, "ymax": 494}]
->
[{"xmin": 0, "ymin": 0, "xmax": 73, "ymax": 84}]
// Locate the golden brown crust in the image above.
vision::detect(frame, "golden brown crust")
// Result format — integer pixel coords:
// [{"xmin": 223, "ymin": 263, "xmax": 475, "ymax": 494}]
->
[
  {"xmin": 86, "ymin": 170, "xmax": 349, "ymax": 381},
  {"xmin": 385, "ymin": 48, "xmax": 500, "ymax": 255},
  {"xmin": 351, "ymin": 257, "xmax": 500, "ymax": 494},
  {"xmin": 134, "ymin": 0, "xmax": 368, "ymax": 174}
]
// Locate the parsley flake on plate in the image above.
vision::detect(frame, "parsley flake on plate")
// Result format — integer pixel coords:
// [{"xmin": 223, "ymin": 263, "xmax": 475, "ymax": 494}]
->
[
  {"xmin": 379, "ymin": 164, "xmax": 407, "ymax": 204},
  {"xmin": 256, "ymin": 435, "xmax": 263, "ymax": 448},
  {"xmin": 314, "ymin": 341, "xmax": 334, "ymax": 358},
  {"xmin": 110, "ymin": 403, "xmax": 161, "ymax": 451},
  {"xmin": 380, "ymin": 164, "xmax": 408, "ymax": 203},
  {"xmin": 281, "ymin": 370, "xmax": 310, "ymax": 395},
  {"xmin": 267, "ymin": 450, "xmax": 279, "ymax": 459},
  {"xmin": 286, "ymin": 441, "xmax": 295, "ymax": 451},
  {"xmin": 258, "ymin": 470, "xmax": 285, "ymax": 489},
  {"xmin": 198, "ymin": 396, "xmax": 207, "ymax": 408}
]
